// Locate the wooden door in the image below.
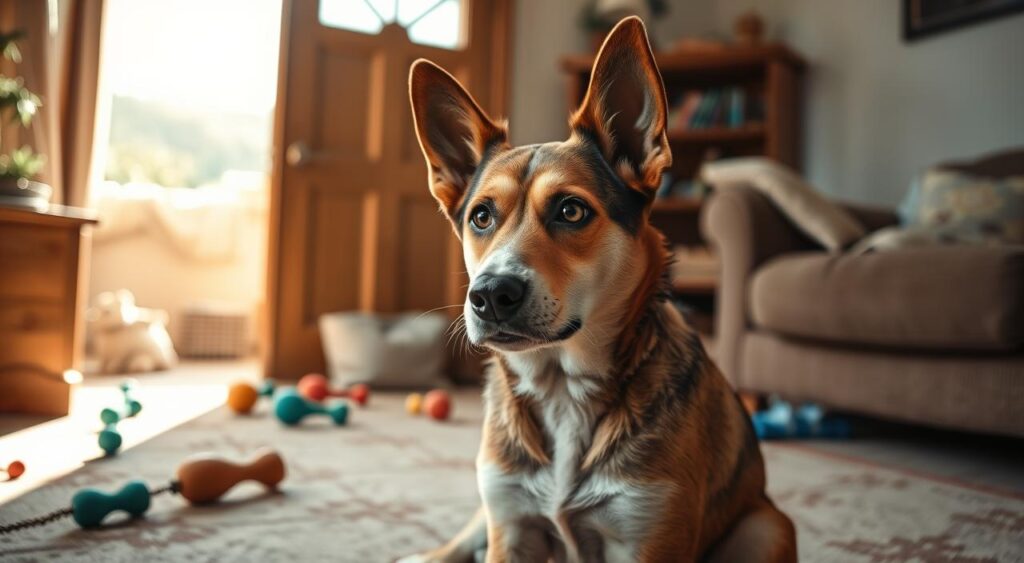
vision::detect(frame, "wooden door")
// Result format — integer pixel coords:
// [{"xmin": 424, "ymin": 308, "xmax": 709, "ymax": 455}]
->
[{"xmin": 266, "ymin": 0, "xmax": 512, "ymax": 379}]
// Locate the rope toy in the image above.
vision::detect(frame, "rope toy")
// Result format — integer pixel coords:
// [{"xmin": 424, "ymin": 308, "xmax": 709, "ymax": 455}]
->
[{"xmin": 0, "ymin": 449, "xmax": 285, "ymax": 533}]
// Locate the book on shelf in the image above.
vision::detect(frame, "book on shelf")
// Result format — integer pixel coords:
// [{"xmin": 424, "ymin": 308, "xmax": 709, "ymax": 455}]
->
[{"xmin": 667, "ymin": 87, "xmax": 760, "ymax": 131}]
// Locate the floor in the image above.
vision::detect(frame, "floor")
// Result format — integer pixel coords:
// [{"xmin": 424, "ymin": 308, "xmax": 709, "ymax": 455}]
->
[
  {"xmin": 0, "ymin": 372, "xmax": 1019, "ymax": 560},
  {"xmin": 0, "ymin": 361, "xmax": 258, "ymax": 505},
  {"xmin": 1, "ymin": 361, "xmax": 1022, "ymax": 561},
  {"xmin": 2, "ymin": 361, "xmax": 1021, "ymax": 500}
]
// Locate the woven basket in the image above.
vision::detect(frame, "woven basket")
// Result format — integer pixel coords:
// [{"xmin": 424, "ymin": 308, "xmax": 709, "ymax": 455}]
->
[{"xmin": 180, "ymin": 306, "xmax": 249, "ymax": 358}]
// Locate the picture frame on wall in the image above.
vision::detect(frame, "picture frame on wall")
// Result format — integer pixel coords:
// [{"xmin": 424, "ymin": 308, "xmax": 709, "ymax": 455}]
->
[{"xmin": 903, "ymin": 0, "xmax": 1024, "ymax": 40}]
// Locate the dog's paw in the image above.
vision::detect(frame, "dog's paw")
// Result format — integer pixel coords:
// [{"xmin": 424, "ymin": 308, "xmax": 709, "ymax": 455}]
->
[{"xmin": 394, "ymin": 555, "xmax": 430, "ymax": 563}]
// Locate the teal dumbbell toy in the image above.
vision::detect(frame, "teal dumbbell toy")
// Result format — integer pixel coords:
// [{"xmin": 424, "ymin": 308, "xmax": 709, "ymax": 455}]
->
[
  {"xmin": 98, "ymin": 423, "xmax": 122, "ymax": 455},
  {"xmin": 100, "ymin": 381, "xmax": 143, "ymax": 425},
  {"xmin": 72, "ymin": 481, "xmax": 150, "ymax": 528},
  {"xmin": 274, "ymin": 389, "xmax": 349, "ymax": 426}
]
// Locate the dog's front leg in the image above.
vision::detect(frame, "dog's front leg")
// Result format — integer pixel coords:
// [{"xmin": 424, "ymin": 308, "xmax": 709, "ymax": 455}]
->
[
  {"xmin": 485, "ymin": 518, "xmax": 551, "ymax": 563},
  {"xmin": 398, "ymin": 507, "xmax": 487, "ymax": 563}
]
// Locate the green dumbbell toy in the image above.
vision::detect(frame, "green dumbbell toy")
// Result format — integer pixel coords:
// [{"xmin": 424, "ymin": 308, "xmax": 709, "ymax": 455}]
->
[
  {"xmin": 100, "ymin": 381, "xmax": 143, "ymax": 425},
  {"xmin": 273, "ymin": 388, "xmax": 349, "ymax": 426},
  {"xmin": 72, "ymin": 481, "xmax": 150, "ymax": 528},
  {"xmin": 0, "ymin": 450, "xmax": 286, "ymax": 533},
  {"xmin": 98, "ymin": 423, "xmax": 122, "ymax": 455}
]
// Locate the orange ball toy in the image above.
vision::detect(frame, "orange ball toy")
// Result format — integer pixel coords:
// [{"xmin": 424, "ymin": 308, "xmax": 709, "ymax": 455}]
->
[
  {"xmin": 227, "ymin": 382, "xmax": 259, "ymax": 414},
  {"xmin": 423, "ymin": 390, "xmax": 452, "ymax": 421}
]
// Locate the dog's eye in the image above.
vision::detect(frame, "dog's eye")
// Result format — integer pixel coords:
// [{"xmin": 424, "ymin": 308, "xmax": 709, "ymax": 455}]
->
[
  {"xmin": 558, "ymin": 200, "xmax": 589, "ymax": 224},
  {"xmin": 470, "ymin": 205, "xmax": 493, "ymax": 230}
]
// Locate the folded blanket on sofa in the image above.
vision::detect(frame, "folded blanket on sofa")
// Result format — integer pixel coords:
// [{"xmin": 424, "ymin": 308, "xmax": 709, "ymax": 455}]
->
[{"xmin": 700, "ymin": 158, "xmax": 866, "ymax": 252}]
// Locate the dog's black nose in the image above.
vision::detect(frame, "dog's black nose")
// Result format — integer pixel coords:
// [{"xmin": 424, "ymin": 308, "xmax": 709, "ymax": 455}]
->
[{"xmin": 468, "ymin": 275, "xmax": 527, "ymax": 323}]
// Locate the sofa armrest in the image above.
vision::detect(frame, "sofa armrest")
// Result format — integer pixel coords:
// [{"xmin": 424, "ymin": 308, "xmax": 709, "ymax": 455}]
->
[
  {"xmin": 840, "ymin": 201, "xmax": 900, "ymax": 232},
  {"xmin": 699, "ymin": 186, "xmax": 818, "ymax": 385}
]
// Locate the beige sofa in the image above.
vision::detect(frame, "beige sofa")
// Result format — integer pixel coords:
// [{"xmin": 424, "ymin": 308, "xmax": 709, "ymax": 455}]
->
[{"xmin": 701, "ymin": 155, "xmax": 1024, "ymax": 438}]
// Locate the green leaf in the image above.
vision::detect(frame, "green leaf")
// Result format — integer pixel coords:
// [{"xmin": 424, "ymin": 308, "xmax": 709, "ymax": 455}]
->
[
  {"xmin": 0, "ymin": 75, "xmax": 41, "ymax": 126},
  {"xmin": 0, "ymin": 146, "xmax": 46, "ymax": 180},
  {"xmin": 0, "ymin": 30, "xmax": 24, "ymax": 63}
]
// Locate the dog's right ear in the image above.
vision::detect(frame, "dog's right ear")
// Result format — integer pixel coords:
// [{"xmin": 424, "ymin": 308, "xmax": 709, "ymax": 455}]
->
[{"xmin": 409, "ymin": 60, "xmax": 507, "ymax": 229}]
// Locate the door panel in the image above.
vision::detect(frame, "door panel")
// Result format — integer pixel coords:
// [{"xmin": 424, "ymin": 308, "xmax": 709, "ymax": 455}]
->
[
  {"xmin": 266, "ymin": 0, "xmax": 511, "ymax": 379},
  {"xmin": 315, "ymin": 49, "xmax": 379, "ymax": 158},
  {"xmin": 306, "ymin": 188, "xmax": 365, "ymax": 319}
]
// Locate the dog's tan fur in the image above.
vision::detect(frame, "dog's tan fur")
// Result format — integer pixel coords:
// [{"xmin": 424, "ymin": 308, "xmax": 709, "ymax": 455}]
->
[{"xmin": 404, "ymin": 17, "xmax": 796, "ymax": 563}]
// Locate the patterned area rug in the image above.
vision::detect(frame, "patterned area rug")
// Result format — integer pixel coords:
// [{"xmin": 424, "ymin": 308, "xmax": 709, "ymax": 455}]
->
[{"xmin": 0, "ymin": 391, "xmax": 1021, "ymax": 562}]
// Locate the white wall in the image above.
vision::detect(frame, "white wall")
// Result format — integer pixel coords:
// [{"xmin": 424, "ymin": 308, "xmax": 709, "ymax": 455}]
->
[{"xmin": 708, "ymin": 0, "xmax": 1024, "ymax": 205}]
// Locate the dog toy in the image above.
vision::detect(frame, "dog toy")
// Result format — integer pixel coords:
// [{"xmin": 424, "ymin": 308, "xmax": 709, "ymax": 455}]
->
[
  {"xmin": 98, "ymin": 422, "xmax": 123, "ymax": 455},
  {"xmin": 226, "ymin": 380, "xmax": 275, "ymax": 414},
  {"xmin": 423, "ymin": 390, "xmax": 452, "ymax": 421},
  {"xmin": 751, "ymin": 400, "xmax": 851, "ymax": 440},
  {"xmin": 273, "ymin": 389, "xmax": 349, "ymax": 426},
  {"xmin": 100, "ymin": 380, "xmax": 143, "ymax": 425},
  {"xmin": 297, "ymin": 373, "xmax": 370, "ymax": 406},
  {"xmin": 0, "ymin": 449, "xmax": 285, "ymax": 533},
  {"xmin": 405, "ymin": 393, "xmax": 423, "ymax": 415},
  {"xmin": 1, "ymin": 461, "xmax": 25, "ymax": 481}
]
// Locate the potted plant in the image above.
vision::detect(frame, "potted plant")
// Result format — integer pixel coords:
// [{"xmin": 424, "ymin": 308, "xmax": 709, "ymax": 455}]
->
[{"xmin": 0, "ymin": 29, "xmax": 49, "ymax": 210}]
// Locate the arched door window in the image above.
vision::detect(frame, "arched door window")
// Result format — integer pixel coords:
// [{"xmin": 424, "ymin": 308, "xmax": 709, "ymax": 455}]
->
[{"xmin": 319, "ymin": 0, "xmax": 465, "ymax": 50}]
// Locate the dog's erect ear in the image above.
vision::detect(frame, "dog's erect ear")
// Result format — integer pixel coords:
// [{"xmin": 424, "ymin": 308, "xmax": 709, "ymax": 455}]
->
[
  {"xmin": 569, "ymin": 17, "xmax": 671, "ymax": 199},
  {"xmin": 409, "ymin": 59, "xmax": 507, "ymax": 226}
]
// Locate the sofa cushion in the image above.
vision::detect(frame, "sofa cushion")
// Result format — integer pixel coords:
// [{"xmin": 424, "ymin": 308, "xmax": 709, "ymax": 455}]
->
[{"xmin": 749, "ymin": 246, "xmax": 1024, "ymax": 351}]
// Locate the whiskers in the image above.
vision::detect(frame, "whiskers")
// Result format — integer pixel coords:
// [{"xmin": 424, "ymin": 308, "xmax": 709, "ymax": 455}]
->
[
  {"xmin": 413, "ymin": 303, "xmax": 465, "ymax": 322},
  {"xmin": 445, "ymin": 313, "xmax": 483, "ymax": 359}
]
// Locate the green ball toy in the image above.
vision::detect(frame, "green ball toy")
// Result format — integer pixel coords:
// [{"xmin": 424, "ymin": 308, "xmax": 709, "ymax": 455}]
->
[{"xmin": 274, "ymin": 390, "xmax": 349, "ymax": 426}]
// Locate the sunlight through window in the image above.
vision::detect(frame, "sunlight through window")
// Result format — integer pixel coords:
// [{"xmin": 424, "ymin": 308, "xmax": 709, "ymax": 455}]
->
[
  {"xmin": 319, "ymin": 0, "xmax": 464, "ymax": 49},
  {"xmin": 99, "ymin": 0, "xmax": 282, "ymax": 190}
]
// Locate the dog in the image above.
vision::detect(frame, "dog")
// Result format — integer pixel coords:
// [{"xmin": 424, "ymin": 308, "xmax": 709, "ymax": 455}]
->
[{"xmin": 403, "ymin": 17, "xmax": 797, "ymax": 563}]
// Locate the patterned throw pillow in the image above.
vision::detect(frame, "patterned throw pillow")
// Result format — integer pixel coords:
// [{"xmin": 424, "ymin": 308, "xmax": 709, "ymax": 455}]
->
[{"xmin": 903, "ymin": 168, "xmax": 1024, "ymax": 244}]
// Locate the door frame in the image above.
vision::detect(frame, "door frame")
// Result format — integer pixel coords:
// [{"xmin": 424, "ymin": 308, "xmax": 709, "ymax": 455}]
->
[{"xmin": 263, "ymin": 0, "xmax": 514, "ymax": 379}]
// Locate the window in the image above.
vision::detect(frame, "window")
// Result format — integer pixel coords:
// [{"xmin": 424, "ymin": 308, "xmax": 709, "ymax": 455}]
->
[
  {"xmin": 319, "ymin": 0, "xmax": 464, "ymax": 50},
  {"xmin": 99, "ymin": 0, "xmax": 282, "ymax": 190}
]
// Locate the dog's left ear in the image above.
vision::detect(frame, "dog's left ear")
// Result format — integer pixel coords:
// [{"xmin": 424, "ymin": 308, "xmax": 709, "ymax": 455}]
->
[
  {"xmin": 409, "ymin": 59, "xmax": 508, "ymax": 228},
  {"xmin": 570, "ymin": 17, "xmax": 671, "ymax": 199}
]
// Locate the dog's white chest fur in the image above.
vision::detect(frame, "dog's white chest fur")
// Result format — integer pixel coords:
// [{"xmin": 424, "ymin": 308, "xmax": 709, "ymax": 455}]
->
[{"xmin": 479, "ymin": 356, "xmax": 667, "ymax": 562}]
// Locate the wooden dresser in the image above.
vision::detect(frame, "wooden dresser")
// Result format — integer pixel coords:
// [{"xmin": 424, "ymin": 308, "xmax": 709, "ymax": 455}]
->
[{"xmin": 0, "ymin": 204, "xmax": 96, "ymax": 415}]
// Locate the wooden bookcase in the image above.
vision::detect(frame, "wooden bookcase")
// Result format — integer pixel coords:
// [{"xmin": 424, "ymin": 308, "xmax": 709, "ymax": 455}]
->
[{"xmin": 562, "ymin": 44, "xmax": 805, "ymax": 331}]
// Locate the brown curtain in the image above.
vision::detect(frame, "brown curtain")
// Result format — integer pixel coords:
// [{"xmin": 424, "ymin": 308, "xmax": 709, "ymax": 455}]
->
[
  {"xmin": 61, "ymin": 0, "xmax": 104, "ymax": 207},
  {"xmin": 0, "ymin": 0, "xmax": 104, "ymax": 207}
]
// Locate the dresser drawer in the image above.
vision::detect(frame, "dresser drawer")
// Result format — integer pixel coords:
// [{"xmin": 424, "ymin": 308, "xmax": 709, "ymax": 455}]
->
[{"xmin": 0, "ymin": 224, "xmax": 71, "ymax": 300}]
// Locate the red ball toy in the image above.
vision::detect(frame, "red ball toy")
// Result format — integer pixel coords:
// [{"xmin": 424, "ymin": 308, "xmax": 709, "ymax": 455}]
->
[
  {"xmin": 3, "ymin": 460, "xmax": 25, "ymax": 480},
  {"xmin": 297, "ymin": 373, "xmax": 370, "ymax": 406},
  {"xmin": 423, "ymin": 390, "xmax": 452, "ymax": 421}
]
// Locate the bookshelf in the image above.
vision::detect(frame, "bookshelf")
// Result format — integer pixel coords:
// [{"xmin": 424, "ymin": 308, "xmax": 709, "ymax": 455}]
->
[{"xmin": 562, "ymin": 43, "xmax": 805, "ymax": 332}]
